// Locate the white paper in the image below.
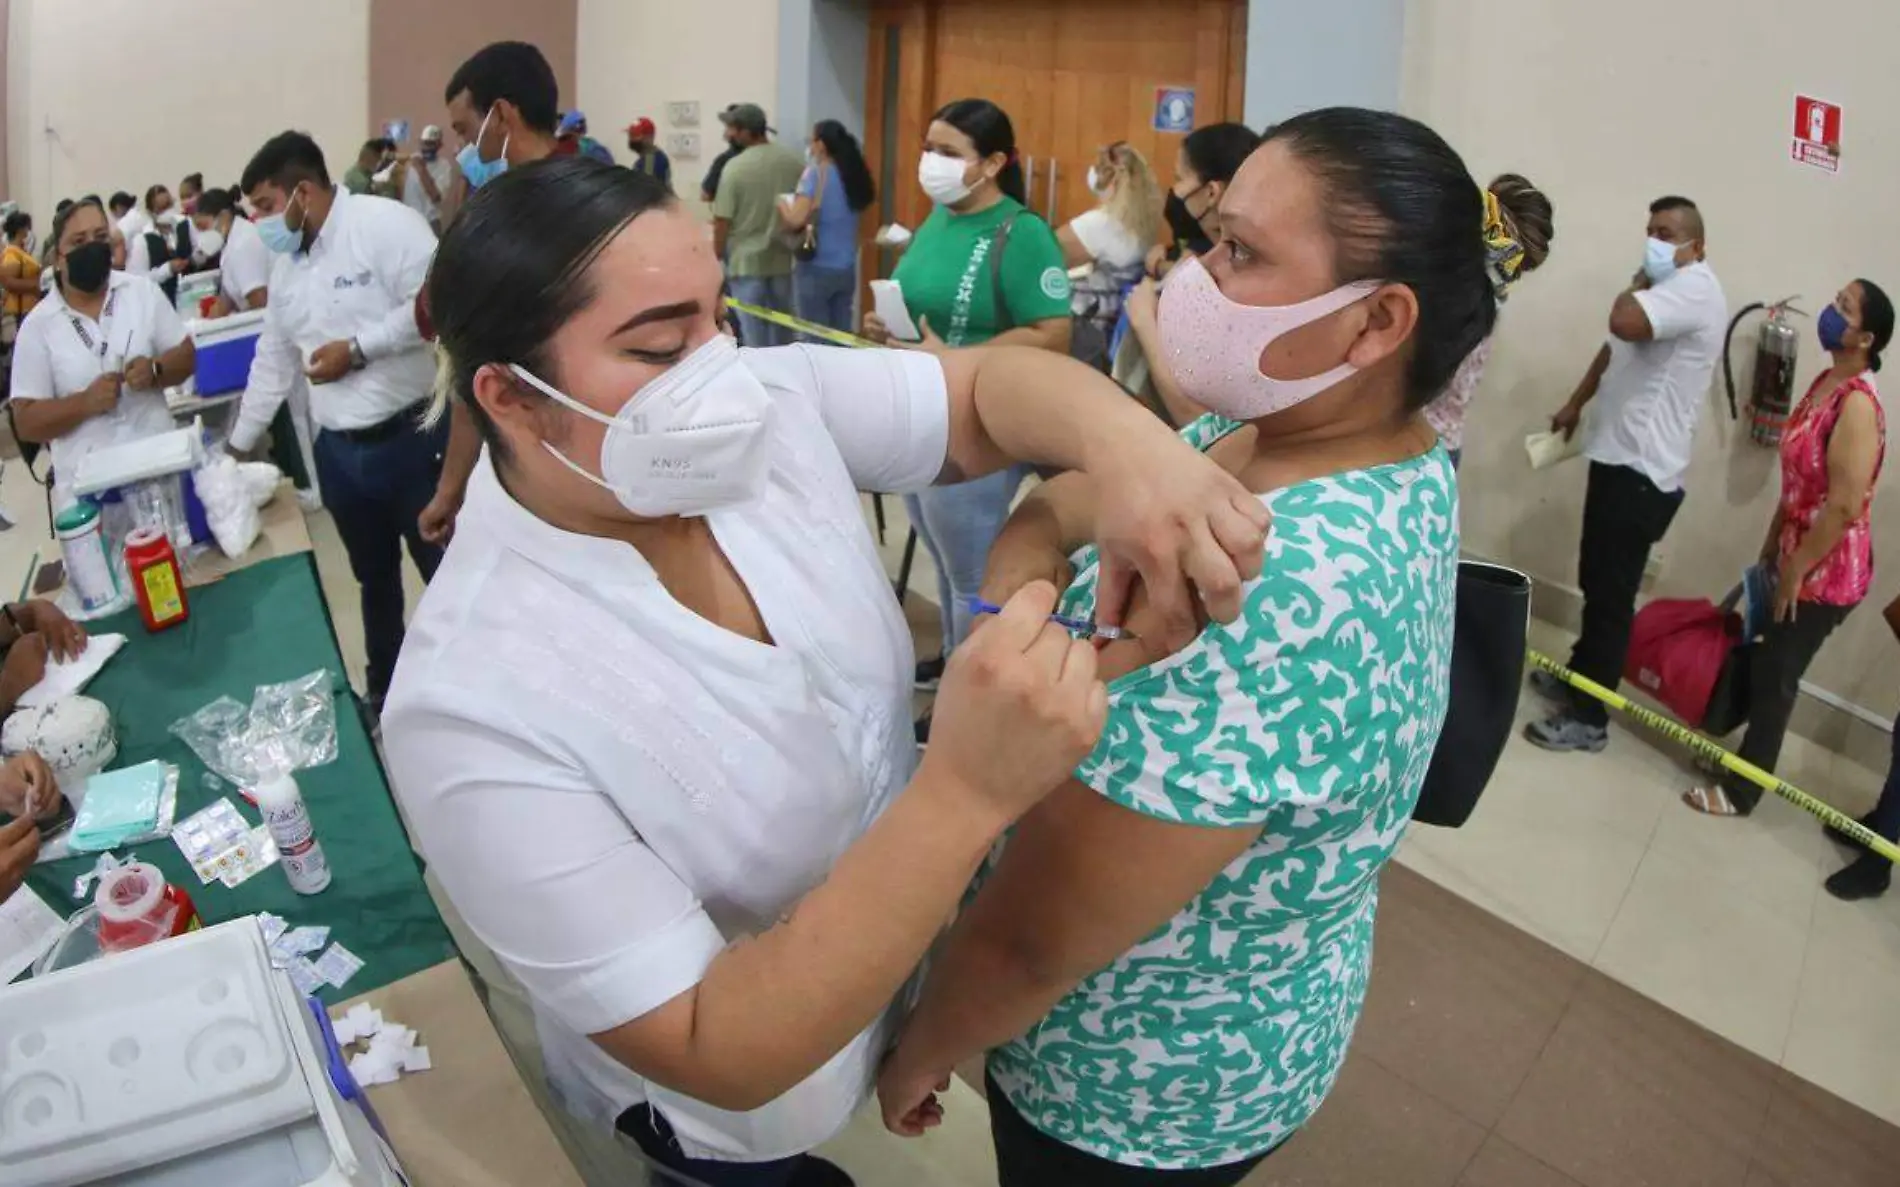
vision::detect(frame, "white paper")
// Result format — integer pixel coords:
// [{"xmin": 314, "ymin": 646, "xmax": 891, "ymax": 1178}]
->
[
  {"xmin": 870, "ymin": 279, "xmax": 921, "ymax": 342},
  {"xmin": 18, "ymin": 634, "xmax": 127, "ymax": 709},
  {"xmin": 401, "ymin": 1047, "xmax": 432, "ymax": 1073},
  {"xmin": 314, "ymin": 942, "xmax": 365, "ymax": 990},
  {"xmin": 1524, "ymin": 429, "xmax": 1585, "ymax": 471},
  {"xmin": 875, "ymin": 223, "xmax": 912, "ymax": 247},
  {"xmin": 0, "ymin": 884, "xmax": 62, "ymax": 983}
]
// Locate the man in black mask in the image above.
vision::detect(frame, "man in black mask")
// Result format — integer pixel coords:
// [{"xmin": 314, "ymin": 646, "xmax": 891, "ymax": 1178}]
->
[{"xmin": 700, "ymin": 105, "xmax": 750, "ymax": 206}]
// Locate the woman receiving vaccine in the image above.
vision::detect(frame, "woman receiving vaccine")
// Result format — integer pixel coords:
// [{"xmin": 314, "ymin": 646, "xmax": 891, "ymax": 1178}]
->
[
  {"xmin": 383, "ymin": 157, "xmax": 1267, "ymax": 1187},
  {"xmin": 879, "ymin": 108, "xmax": 1481, "ymax": 1186}
]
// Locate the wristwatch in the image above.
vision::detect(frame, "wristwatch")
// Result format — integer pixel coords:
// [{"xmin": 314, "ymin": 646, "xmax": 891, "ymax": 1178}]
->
[{"xmin": 348, "ymin": 338, "xmax": 368, "ymax": 371}]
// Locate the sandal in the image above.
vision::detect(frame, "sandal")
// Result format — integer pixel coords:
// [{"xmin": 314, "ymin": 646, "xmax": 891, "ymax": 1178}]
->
[{"xmin": 1683, "ymin": 784, "xmax": 1746, "ymax": 816}]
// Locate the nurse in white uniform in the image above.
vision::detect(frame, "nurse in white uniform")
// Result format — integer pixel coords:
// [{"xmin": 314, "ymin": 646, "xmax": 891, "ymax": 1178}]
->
[
  {"xmin": 8, "ymin": 199, "xmax": 196, "ymax": 504},
  {"xmin": 382, "ymin": 159, "xmax": 1269, "ymax": 1185},
  {"xmin": 189, "ymin": 189, "xmax": 272, "ymax": 315}
]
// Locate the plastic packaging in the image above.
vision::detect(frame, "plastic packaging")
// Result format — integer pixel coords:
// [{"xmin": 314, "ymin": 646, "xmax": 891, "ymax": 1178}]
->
[
  {"xmin": 191, "ymin": 454, "xmax": 275, "ymax": 559},
  {"xmin": 54, "ymin": 501, "xmax": 118, "ymax": 612},
  {"xmin": 253, "ymin": 773, "xmax": 330, "ymax": 894},
  {"xmin": 168, "ymin": 670, "xmax": 341, "ymax": 786},
  {"xmin": 68, "ymin": 761, "xmax": 180, "ymax": 852}
]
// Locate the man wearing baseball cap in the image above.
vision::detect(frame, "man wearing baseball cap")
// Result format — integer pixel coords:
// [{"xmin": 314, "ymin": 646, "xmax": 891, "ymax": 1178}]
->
[
  {"xmin": 700, "ymin": 103, "xmax": 749, "ymax": 204},
  {"xmin": 625, "ymin": 118, "xmax": 672, "ymax": 189},
  {"xmin": 712, "ymin": 103, "xmax": 806, "ymax": 346},
  {"xmin": 556, "ymin": 111, "xmax": 615, "ymax": 165}
]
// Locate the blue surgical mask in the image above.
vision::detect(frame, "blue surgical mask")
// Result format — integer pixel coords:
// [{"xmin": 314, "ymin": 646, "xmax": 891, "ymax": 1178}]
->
[
  {"xmin": 1643, "ymin": 236, "xmax": 1687, "ymax": 285},
  {"xmin": 457, "ymin": 105, "xmax": 509, "ymax": 189},
  {"xmin": 1818, "ymin": 304, "xmax": 1851, "ymax": 352},
  {"xmin": 256, "ymin": 191, "xmax": 305, "ymax": 255}
]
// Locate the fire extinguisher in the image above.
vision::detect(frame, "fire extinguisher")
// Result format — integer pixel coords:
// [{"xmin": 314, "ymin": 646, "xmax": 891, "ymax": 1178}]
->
[{"xmin": 1723, "ymin": 297, "xmax": 1806, "ymax": 446}]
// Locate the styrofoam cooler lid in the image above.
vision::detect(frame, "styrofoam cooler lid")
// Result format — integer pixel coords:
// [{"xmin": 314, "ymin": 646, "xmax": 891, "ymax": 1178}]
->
[
  {"xmin": 70, "ymin": 425, "xmax": 201, "ymax": 497},
  {"xmin": 188, "ymin": 308, "xmax": 266, "ymax": 346},
  {"xmin": 0, "ymin": 917, "xmax": 315, "ymax": 1185}
]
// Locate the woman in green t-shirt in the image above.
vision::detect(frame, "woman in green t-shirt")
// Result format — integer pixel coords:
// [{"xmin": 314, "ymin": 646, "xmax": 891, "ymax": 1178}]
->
[{"xmin": 865, "ymin": 99, "xmax": 1074, "ymax": 686}]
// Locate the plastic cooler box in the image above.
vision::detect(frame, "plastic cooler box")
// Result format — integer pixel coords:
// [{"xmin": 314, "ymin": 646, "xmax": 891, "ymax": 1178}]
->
[
  {"xmin": 0, "ymin": 916, "xmax": 407, "ymax": 1187},
  {"xmin": 190, "ymin": 309, "xmax": 265, "ymax": 396}
]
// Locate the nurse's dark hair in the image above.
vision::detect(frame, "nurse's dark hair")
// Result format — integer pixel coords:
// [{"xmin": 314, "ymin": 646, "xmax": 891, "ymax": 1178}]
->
[
  {"xmin": 241, "ymin": 132, "xmax": 331, "ymax": 194},
  {"xmin": 143, "ymin": 184, "xmax": 169, "ymax": 211},
  {"xmin": 932, "ymin": 99, "xmax": 1025, "ymax": 205},
  {"xmin": 194, "ymin": 187, "xmax": 240, "ymax": 219},
  {"xmin": 1262, "ymin": 107, "xmax": 1497, "ymax": 410},
  {"xmin": 107, "ymin": 191, "xmax": 134, "ymax": 215},
  {"xmin": 1855, "ymin": 279, "xmax": 1894, "ymax": 373},
  {"xmin": 1181, "ymin": 122, "xmax": 1261, "ymax": 187},
  {"xmin": 50, "ymin": 197, "xmax": 104, "ymax": 247},
  {"xmin": 446, "ymin": 41, "xmax": 559, "ymax": 135},
  {"xmin": 3, "ymin": 212, "xmax": 30, "ymax": 240},
  {"xmin": 426, "ymin": 157, "xmax": 675, "ymax": 458}
]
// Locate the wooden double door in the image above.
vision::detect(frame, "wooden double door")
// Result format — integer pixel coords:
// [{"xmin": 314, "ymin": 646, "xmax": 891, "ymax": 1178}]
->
[{"xmin": 862, "ymin": 0, "xmax": 1247, "ymax": 265}]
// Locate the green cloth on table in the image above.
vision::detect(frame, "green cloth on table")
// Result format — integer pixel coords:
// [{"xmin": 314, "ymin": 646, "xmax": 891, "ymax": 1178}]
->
[{"xmin": 25, "ymin": 554, "xmax": 453, "ymax": 1003}]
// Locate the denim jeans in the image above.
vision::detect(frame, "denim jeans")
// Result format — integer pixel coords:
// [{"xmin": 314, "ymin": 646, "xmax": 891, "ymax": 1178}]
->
[
  {"xmin": 728, "ymin": 274, "xmax": 796, "ymax": 348},
  {"xmin": 311, "ymin": 411, "xmax": 448, "ymax": 701},
  {"xmin": 906, "ymin": 466, "xmax": 1029, "ymax": 654},
  {"xmin": 794, "ymin": 264, "xmax": 856, "ymax": 337}
]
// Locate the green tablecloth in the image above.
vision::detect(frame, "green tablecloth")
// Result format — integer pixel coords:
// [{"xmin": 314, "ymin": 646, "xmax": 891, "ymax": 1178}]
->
[{"xmin": 26, "ymin": 554, "xmax": 453, "ymax": 1003}]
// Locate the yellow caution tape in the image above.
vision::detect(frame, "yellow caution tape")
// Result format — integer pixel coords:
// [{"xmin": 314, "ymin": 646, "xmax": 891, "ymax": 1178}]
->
[
  {"xmin": 723, "ymin": 298, "xmax": 875, "ymax": 351},
  {"xmin": 1529, "ymin": 650, "xmax": 1899, "ymax": 864}
]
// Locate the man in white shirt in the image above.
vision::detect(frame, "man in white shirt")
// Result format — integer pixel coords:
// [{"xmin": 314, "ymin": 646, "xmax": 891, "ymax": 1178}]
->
[
  {"xmin": 399, "ymin": 125, "xmax": 453, "ymax": 233},
  {"xmin": 231, "ymin": 131, "xmax": 477, "ymax": 712},
  {"xmin": 1529, "ymin": 196, "xmax": 1728, "ymax": 753}
]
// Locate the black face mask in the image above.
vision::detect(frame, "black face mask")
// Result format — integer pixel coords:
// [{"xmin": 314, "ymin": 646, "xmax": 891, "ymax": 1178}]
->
[
  {"xmin": 1165, "ymin": 185, "xmax": 1214, "ymax": 255},
  {"xmin": 64, "ymin": 240, "xmax": 112, "ymax": 293}
]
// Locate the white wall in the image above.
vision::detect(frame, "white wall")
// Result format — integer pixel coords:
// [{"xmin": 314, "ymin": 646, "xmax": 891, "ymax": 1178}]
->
[
  {"xmin": 5, "ymin": 0, "xmax": 369, "ymax": 222},
  {"xmin": 1404, "ymin": 0, "xmax": 1900, "ymax": 714},
  {"xmin": 575, "ymin": 0, "xmax": 781, "ymax": 206},
  {"xmin": 1244, "ymin": 0, "xmax": 1405, "ymax": 130}
]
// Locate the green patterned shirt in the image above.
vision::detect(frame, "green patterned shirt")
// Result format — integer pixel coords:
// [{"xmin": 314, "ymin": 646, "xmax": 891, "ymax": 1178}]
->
[{"xmin": 987, "ymin": 415, "xmax": 1459, "ymax": 1169}]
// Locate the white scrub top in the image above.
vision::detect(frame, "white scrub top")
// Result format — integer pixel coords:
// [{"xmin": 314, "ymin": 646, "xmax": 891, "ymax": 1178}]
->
[
  {"xmin": 382, "ymin": 344, "xmax": 951, "ymax": 1162},
  {"xmin": 7, "ymin": 271, "xmax": 186, "ymax": 488}
]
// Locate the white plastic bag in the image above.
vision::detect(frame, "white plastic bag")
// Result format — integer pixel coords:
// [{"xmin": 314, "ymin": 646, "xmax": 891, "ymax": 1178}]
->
[
  {"xmin": 191, "ymin": 454, "xmax": 264, "ymax": 558},
  {"xmin": 237, "ymin": 462, "xmax": 282, "ymax": 508}
]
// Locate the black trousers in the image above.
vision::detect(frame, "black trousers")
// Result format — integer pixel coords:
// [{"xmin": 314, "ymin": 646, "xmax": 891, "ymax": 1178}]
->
[
  {"xmin": 1867, "ymin": 712, "xmax": 1900, "ymax": 842},
  {"xmin": 615, "ymin": 1104, "xmax": 811, "ymax": 1186},
  {"xmin": 986, "ymin": 1074, "xmax": 1280, "ymax": 1187},
  {"xmin": 311, "ymin": 410, "xmax": 448, "ymax": 701},
  {"xmin": 1720, "ymin": 600, "xmax": 1854, "ymax": 812},
  {"xmin": 1567, "ymin": 463, "xmax": 1686, "ymax": 726}
]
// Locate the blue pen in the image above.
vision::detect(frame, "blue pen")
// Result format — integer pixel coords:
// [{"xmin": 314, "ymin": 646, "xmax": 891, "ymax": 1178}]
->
[{"xmin": 963, "ymin": 597, "xmax": 1139, "ymax": 642}]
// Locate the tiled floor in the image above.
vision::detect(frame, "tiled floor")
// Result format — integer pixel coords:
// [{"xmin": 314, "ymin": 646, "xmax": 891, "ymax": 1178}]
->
[{"xmin": 9, "ymin": 439, "xmax": 1898, "ymax": 1183}]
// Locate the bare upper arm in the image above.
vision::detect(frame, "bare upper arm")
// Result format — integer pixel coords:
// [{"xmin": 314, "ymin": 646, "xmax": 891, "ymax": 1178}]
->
[
  {"xmin": 1826, "ymin": 389, "xmax": 1882, "ymax": 501},
  {"xmin": 1608, "ymin": 292, "xmax": 1654, "ymax": 342},
  {"xmin": 956, "ymin": 777, "xmax": 1259, "ymax": 987},
  {"xmin": 1056, "ymin": 224, "xmax": 1093, "ymax": 269}
]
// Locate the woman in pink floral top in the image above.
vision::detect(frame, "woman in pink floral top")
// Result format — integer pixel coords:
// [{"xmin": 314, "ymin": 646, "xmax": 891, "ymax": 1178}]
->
[{"xmin": 1687, "ymin": 279, "xmax": 1894, "ymax": 817}]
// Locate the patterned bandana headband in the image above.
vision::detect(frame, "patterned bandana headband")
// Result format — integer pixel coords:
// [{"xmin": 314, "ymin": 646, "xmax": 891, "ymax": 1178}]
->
[{"xmin": 1482, "ymin": 189, "xmax": 1526, "ymax": 303}]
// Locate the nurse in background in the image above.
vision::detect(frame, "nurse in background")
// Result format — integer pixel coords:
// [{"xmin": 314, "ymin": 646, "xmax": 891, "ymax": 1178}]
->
[
  {"xmin": 385, "ymin": 158, "xmax": 1267, "ymax": 1186},
  {"xmin": 191, "ymin": 188, "xmax": 271, "ymax": 315},
  {"xmin": 9, "ymin": 199, "xmax": 195, "ymax": 504}
]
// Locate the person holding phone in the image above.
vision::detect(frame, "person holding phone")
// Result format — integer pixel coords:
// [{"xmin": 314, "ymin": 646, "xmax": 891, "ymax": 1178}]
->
[{"xmin": 8, "ymin": 198, "xmax": 196, "ymax": 509}]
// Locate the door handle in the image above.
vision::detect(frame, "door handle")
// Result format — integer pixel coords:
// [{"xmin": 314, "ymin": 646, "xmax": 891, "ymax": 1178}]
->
[
  {"xmin": 1046, "ymin": 160, "xmax": 1059, "ymax": 224},
  {"xmin": 1022, "ymin": 155, "xmax": 1036, "ymax": 209}
]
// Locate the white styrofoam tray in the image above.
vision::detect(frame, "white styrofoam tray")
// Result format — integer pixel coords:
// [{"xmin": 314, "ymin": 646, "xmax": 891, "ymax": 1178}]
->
[
  {"xmin": 186, "ymin": 309, "xmax": 265, "ymax": 344},
  {"xmin": 69, "ymin": 425, "xmax": 201, "ymax": 497},
  {"xmin": 0, "ymin": 917, "xmax": 313, "ymax": 1184}
]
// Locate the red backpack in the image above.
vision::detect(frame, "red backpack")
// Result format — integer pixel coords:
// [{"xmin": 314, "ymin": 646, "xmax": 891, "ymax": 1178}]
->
[{"xmin": 1624, "ymin": 598, "xmax": 1744, "ymax": 729}]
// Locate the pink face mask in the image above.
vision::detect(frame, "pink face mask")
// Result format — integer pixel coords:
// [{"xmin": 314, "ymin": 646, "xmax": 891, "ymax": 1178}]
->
[{"xmin": 1157, "ymin": 254, "xmax": 1382, "ymax": 420}]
